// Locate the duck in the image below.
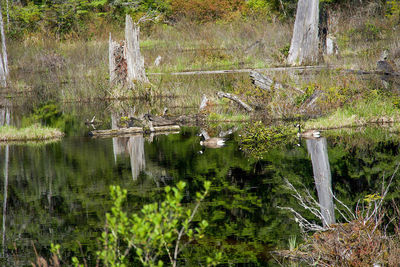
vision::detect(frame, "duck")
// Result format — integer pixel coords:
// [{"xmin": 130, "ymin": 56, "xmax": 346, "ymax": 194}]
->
[
  {"xmin": 199, "ymin": 131, "xmax": 225, "ymax": 148},
  {"xmin": 296, "ymin": 124, "xmax": 321, "ymax": 139},
  {"xmin": 200, "ymin": 137, "xmax": 225, "ymax": 148}
]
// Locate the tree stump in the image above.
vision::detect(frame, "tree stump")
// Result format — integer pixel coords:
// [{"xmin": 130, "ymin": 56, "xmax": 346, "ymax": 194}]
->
[
  {"xmin": 108, "ymin": 15, "xmax": 148, "ymax": 89},
  {"xmin": 287, "ymin": 0, "xmax": 319, "ymax": 66}
]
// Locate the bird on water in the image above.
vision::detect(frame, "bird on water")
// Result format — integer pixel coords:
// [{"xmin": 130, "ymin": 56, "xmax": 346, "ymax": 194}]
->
[
  {"xmin": 199, "ymin": 132, "xmax": 225, "ymax": 148},
  {"xmin": 296, "ymin": 124, "xmax": 320, "ymax": 139}
]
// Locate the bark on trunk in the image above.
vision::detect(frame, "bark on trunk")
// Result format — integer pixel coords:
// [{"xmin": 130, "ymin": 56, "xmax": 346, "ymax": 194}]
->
[
  {"xmin": 287, "ymin": 0, "xmax": 319, "ymax": 66},
  {"xmin": 109, "ymin": 34, "xmax": 120, "ymax": 86},
  {"xmin": 125, "ymin": 15, "xmax": 148, "ymax": 87}
]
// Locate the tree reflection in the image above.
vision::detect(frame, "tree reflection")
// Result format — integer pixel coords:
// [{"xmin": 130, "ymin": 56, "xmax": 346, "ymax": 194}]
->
[
  {"xmin": 0, "ymin": 105, "xmax": 10, "ymax": 259},
  {"xmin": 306, "ymin": 137, "xmax": 335, "ymax": 226},
  {"xmin": 111, "ymin": 113, "xmax": 145, "ymax": 180}
]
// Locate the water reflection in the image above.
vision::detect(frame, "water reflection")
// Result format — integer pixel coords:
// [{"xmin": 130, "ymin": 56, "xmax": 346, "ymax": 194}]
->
[
  {"xmin": 111, "ymin": 113, "xmax": 146, "ymax": 180},
  {"xmin": 306, "ymin": 138, "xmax": 335, "ymax": 226},
  {"xmin": 127, "ymin": 135, "xmax": 145, "ymax": 180},
  {"xmin": 0, "ymin": 105, "xmax": 10, "ymax": 259}
]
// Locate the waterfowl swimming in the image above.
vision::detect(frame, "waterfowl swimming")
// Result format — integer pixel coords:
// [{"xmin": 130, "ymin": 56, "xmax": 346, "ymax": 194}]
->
[
  {"xmin": 200, "ymin": 137, "xmax": 225, "ymax": 148},
  {"xmin": 296, "ymin": 124, "xmax": 321, "ymax": 139},
  {"xmin": 199, "ymin": 131, "xmax": 225, "ymax": 148}
]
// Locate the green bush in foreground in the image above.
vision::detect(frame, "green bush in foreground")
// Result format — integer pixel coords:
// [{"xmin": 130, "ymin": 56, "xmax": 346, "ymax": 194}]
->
[{"xmin": 98, "ymin": 181, "xmax": 212, "ymax": 267}]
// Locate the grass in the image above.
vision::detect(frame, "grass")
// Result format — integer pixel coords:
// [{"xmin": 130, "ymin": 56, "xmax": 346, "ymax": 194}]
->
[
  {"xmin": 305, "ymin": 97, "xmax": 400, "ymax": 130},
  {"xmin": 5, "ymin": 4, "xmax": 400, "ymax": 126},
  {"xmin": 0, "ymin": 124, "xmax": 64, "ymax": 141}
]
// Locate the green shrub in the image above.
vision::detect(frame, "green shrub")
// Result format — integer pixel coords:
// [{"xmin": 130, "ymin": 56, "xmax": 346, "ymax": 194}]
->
[{"xmin": 99, "ymin": 181, "xmax": 211, "ymax": 267}]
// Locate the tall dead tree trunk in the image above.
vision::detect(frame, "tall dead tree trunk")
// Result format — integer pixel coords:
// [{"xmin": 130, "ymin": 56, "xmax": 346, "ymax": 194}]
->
[{"xmin": 287, "ymin": 0, "xmax": 319, "ymax": 66}]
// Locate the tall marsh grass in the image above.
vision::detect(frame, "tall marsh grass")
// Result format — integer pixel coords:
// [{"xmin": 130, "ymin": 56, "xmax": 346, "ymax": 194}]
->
[
  {"xmin": 0, "ymin": 124, "xmax": 64, "ymax": 141},
  {"xmin": 305, "ymin": 97, "xmax": 400, "ymax": 129}
]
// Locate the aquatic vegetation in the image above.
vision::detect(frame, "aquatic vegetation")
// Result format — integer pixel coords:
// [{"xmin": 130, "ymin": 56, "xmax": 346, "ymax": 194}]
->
[
  {"xmin": 0, "ymin": 124, "xmax": 64, "ymax": 141},
  {"xmin": 240, "ymin": 121, "xmax": 296, "ymax": 158}
]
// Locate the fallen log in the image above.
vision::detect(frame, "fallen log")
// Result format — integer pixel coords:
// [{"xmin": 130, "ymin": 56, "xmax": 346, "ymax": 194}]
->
[
  {"xmin": 250, "ymin": 71, "xmax": 304, "ymax": 94},
  {"xmin": 216, "ymin": 91, "xmax": 253, "ymax": 112},
  {"xmin": 89, "ymin": 125, "xmax": 180, "ymax": 137}
]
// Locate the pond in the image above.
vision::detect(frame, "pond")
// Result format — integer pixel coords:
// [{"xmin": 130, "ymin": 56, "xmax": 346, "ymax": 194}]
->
[{"xmin": 0, "ymin": 101, "xmax": 400, "ymax": 266}]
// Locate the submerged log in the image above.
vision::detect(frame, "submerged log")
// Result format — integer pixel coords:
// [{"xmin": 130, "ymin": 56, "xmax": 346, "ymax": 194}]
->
[
  {"xmin": 216, "ymin": 91, "xmax": 253, "ymax": 112},
  {"xmin": 89, "ymin": 125, "xmax": 181, "ymax": 137}
]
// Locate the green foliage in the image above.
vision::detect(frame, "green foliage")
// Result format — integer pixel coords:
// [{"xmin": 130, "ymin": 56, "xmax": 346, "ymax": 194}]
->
[
  {"xmin": 386, "ymin": 0, "xmax": 400, "ymax": 22},
  {"xmin": 240, "ymin": 121, "xmax": 296, "ymax": 158},
  {"xmin": 99, "ymin": 181, "xmax": 211, "ymax": 267},
  {"xmin": 21, "ymin": 103, "xmax": 74, "ymax": 134}
]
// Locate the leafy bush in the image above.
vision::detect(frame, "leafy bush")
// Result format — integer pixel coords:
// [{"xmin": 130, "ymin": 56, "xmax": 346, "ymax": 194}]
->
[{"xmin": 99, "ymin": 181, "xmax": 211, "ymax": 267}]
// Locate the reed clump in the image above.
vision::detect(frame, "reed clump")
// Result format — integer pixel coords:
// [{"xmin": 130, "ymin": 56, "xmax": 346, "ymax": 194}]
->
[{"xmin": 0, "ymin": 124, "xmax": 64, "ymax": 141}]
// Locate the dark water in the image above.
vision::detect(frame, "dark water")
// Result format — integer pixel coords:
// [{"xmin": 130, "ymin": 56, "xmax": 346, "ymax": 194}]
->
[{"xmin": 1, "ymin": 102, "xmax": 400, "ymax": 266}]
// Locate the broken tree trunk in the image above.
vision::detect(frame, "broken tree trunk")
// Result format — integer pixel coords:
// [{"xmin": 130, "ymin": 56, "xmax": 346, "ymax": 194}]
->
[
  {"xmin": 125, "ymin": 15, "xmax": 149, "ymax": 86},
  {"xmin": 287, "ymin": 0, "xmax": 319, "ymax": 66},
  {"xmin": 216, "ymin": 91, "xmax": 253, "ymax": 112},
  {"xmin": 108, "ymin": 15, "xmax": 148, "ymax": 88}
]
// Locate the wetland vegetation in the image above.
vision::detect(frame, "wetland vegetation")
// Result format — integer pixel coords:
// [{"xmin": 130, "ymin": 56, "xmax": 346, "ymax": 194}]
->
[{"xmin": 2, "ymin": 0, "xmax": 400, "ymax": 266}]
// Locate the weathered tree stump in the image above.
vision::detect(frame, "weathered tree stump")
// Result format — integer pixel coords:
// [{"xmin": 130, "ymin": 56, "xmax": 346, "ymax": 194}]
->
[
  {"xmin": 108, "ymin": 15, "xmax": 148, "ymax": 89},
  {"xmin": 287, "ymin": 0, "xmax": 319, "ymax": 66}
]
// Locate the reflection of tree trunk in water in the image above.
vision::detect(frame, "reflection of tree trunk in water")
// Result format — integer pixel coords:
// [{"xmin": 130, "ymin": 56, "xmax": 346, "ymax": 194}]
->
[
  {"xmin": 1, "ymin": 106, "xmax": 10, "ymax": 256},
  {"xmin": 111, "ymin": 113, "xmax": 126, "ymax": 162},
  {"xmin": 306, "ymin": 138, "xmax": 335, "ymax": 227},
  {"xmin": 127, "ymin": 135, "xmax": 145, "ymax": 181},
  {"xmin": 2, "ymin": 145, "xmax": 8, "ymax": 257}
]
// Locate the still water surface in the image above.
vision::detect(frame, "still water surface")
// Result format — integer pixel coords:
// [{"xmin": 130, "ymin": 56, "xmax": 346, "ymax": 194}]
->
[{"xmin": 0, "ymin": 103, "xmax": 399, "ymax": 266}]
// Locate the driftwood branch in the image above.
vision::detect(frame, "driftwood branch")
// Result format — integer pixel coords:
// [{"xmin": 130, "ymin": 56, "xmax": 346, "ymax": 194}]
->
[
  {"xmin": 199, "ymin": 94, "xmax": 208, "ymax": 111},
  {"xmin": 216, "ymin": 91, "xmax": 253, "ymax": 112}
]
